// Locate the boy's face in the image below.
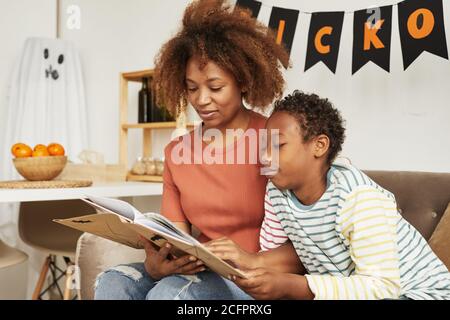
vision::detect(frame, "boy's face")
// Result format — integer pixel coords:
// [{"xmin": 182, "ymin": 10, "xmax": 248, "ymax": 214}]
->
[{"xmin": 262, "ymin": 111, "xmax": 316, "ymax": 190}]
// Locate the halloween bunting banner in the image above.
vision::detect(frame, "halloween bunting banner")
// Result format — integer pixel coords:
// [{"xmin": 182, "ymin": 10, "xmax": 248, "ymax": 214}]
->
[
  {"xmin": 235, "ymin": 0, "xmax": 261, "ymax": 18},
  {"xmin": 398, "ymin": 0, "xmax": 448, "ymax": 70},
  {"xmin": 352, "ymin": 5, "xmax": 393, "ymax": 74},
  {"xmin": 305, "ymin": 11, "xmax": 345, "ymax": 73},
  {"xmin": 268, "ymin": 6, "xmax": 300, "ymax": 57},
  {"xmin": 235, "ymin": 0, "xmax": 449, "ymax": 74}
]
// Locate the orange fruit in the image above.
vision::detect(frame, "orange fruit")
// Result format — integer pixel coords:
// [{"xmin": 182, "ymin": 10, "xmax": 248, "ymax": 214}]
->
[
  {"xmin": 33, "ymin": 144, "xmax": 47, "ymax": 152},
  {"xmin": 47, "ymin": 143, "xmax": 65, "ymax": 156},
  {"xmin": 11, "ymin": 143, "xmax": 32, "ymax": 158},
  {"xmin": 32, "ymin": 148, "xmax": 50, "ymax": 157}
]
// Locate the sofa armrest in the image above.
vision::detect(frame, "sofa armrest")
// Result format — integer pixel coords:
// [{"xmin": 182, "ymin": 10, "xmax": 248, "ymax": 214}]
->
[{"xmin": 75, "ymin": 233, "xmax": 145, "ymax": 300}]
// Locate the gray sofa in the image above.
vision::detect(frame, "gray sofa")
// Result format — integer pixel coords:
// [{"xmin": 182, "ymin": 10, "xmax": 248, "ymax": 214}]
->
[{"xmin": 75, "ymin": 170, "xmax": 450, "ymax": 299}]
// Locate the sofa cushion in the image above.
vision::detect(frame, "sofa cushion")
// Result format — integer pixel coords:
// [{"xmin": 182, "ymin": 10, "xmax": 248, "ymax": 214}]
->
[
  {"xmin": 428, "ymin": 202, "xmax": 450, "ymax": 270},
  {"xmin": 75, "ymin": 233, "xmax": 145, "ymax": 300},
  {"xmin": 365, "ymin": 171, "xmax": 450, "ymax": 240}
]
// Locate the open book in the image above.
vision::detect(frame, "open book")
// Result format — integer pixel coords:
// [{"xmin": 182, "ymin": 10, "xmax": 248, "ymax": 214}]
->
[{"xmin": 54, "ymin": 195, "xmax": 247, "ymax": 279}]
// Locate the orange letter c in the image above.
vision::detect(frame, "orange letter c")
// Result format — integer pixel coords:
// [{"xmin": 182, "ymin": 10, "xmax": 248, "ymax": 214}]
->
[{"xmin": 315, "ymin": 26, "xmax": 333, "ymax": 54}]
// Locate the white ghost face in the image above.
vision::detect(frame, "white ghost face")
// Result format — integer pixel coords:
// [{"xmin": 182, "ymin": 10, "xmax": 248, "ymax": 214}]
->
[{"xmin": 43, "ymin": 48, "xmax": 64, "ymax": 80}]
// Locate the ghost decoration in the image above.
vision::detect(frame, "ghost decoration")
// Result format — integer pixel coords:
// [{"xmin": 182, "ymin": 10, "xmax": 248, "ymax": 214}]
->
[
  {"xmin": 0, "ymin": 37, "xmax": 89, "ymax": 182},
  {"xmin": 44, "ymin": 47, "xmax": 64, "ymax": 80},
  {"xmin": 0, "ymin": 38, "xmax": 90, "ymax": 243}
]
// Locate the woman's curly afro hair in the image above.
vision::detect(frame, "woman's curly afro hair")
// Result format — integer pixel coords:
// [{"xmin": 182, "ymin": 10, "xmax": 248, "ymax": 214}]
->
[{"xmin": 152, "ymin": 0, "xmax": 291, "ymax": 117}]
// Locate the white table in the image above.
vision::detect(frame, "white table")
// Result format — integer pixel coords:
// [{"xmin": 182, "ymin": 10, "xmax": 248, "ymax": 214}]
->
[
  {"xmin": 0, "ymin": 181, "xmax": 163, "ymax": 299},
  {"xmin": 0, "ymin": 181, "xmax": 163, "ymax": 203}
]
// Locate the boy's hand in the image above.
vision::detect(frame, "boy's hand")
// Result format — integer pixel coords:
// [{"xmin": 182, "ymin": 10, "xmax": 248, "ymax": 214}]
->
[
  {"xmin": 140, "ymin": 236, "xmax": 204, "ymax": 280},
  {"xmin": 232, "ymin": 268, "xmax": 289, "ymax": 300},
  {"xmin": 233, "ymin": 269, "xmax": 315, "ymax": 300},
  {"xmin": 204, "ymin": 237, "xmax": 258, "ymax": 270}
]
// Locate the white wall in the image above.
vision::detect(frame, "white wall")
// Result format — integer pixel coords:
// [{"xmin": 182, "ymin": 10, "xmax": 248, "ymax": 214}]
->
[
  {"xmin": 0, "ymin": 0, "xmax": 57, "ymax": 300},
  {"xmin": 59, "ymin": 0, "xmax": 195, "ymax": 169},
  {"xmin": 59, "ymin": 0, "xmax": 450, "ymax": 173},
  {"xmin": 258, "ymin": 0, "xmax": 450, "ymax": 172},
  {"xmin": 0, "ymin": 0, "xmax": 57, "ymax": 131}
]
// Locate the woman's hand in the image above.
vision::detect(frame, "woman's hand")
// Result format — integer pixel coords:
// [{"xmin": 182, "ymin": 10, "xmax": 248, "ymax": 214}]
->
[
  {"xmin": 140, "ymin": 236, "xmax": 205, "ymax": 280},
  {"xmin": 204, "ymin": 237, "xmax": 259, "ymax": 270}
]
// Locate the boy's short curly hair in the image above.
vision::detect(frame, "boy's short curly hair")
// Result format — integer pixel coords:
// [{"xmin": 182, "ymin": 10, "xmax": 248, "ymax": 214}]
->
[
  {"xmin": 272, "ymin": 90, "xmax": 346, "ymax": 165},
  {"xmin": 152, "ymin": 0, "xmax": 290, "ymax": 116}
]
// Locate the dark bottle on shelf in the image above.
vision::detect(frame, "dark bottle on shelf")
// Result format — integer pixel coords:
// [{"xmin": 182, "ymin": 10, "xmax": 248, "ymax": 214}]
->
[
  {"xmin": 150, "ymin": 95, "xmax": 163, "ymax": 122},
  {"xmin": 138, "ymin": 78, "xmax": 151, "ymax": 123},
  {"xmin": 147, "ymin": 77, "xmax": 174, "ymax": 122},
  {"xmin": 160, "ymin": 106, "xmax": 174, "ymax": 122},
  {"xmin": 151, "ymin": 108, "xmax": 160, "ymax": 122}
]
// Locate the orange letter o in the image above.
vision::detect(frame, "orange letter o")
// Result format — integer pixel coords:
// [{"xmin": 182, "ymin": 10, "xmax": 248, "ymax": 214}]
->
[{"xmin": 407, "ymin": 8, "xmax": 435, "ymax": 39}]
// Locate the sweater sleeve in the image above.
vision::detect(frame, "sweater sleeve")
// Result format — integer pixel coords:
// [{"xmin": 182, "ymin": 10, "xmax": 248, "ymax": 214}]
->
[
  {"xmin": 260, "ymin": 184, "xmax": 289, "ymax": 251},
  {"xmin": 161, "ymin": 144, "xmax": 188, "ymax": 223},
  {"xmin": 306, "ymin": 186, "xmax": 402, "ymax": 300}
]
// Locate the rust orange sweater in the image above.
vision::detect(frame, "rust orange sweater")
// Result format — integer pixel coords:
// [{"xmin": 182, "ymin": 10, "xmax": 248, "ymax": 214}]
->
[{"xmin": 161, "ymin": 111, "xmax": 267, "ymax": 253}]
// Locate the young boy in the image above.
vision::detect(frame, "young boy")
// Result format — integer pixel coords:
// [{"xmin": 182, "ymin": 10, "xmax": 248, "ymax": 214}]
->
[{"xmin": 207, "ymin": 90, "xmax": 450, "ymax": 300}]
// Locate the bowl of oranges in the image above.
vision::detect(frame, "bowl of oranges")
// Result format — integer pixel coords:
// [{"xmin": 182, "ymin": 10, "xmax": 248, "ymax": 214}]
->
[{"xmin": 11, "ymin": 143, "xmax": 67, "ymax": 181}]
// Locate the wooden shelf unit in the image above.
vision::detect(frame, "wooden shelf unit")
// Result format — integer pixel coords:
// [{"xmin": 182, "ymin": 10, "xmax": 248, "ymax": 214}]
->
[
  {"xmin": 122, "ymin": 122, "xmax": 177, "ymax": 129},
  {"xmin": 126, "ymin": 173, "xmax": 163, "ymax": 182},
  {"xmin": 119, "ymin": 69, "xmax": 193, "ymax": 183}
]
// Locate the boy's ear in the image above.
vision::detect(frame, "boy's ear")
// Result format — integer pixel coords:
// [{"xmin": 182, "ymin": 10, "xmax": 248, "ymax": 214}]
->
[{"xmin": 314, "ymin": 134, "xmax": 330, "ymax": 159}]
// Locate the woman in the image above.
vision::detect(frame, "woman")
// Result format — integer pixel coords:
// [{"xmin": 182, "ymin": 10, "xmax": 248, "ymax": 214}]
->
[{"xmin": 95, "ymin": 0, "xmax": 293, "ymax": 300}]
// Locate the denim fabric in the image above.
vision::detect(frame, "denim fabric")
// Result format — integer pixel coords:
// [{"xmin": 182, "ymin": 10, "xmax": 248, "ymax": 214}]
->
[
  {"xmin": 94, "ymin": 263, "xmax": 155, "ymax": 300},
  {"xmin": 147, "ymin": 270, "xmax": 253, "ymax": 300},
  {"xmin": 94, "ymin": 262, "xmax": 253, "ymax": 300}
]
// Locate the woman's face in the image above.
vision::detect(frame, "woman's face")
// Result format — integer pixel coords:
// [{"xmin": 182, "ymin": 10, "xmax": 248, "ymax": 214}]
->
[{"xmin": 185, "ymin": 56, "xmax": 243, "ymax": 129}]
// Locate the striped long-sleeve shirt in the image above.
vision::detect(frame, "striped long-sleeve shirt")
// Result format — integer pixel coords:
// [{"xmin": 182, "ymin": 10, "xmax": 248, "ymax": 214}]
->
[{"xmin": 260, "ymin": 163, "xmax": 450, "ymax": 300}]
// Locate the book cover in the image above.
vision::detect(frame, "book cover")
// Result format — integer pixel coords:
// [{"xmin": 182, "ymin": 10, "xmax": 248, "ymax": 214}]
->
[{"xmin": 54, "ymin": 195, "xmax": 248, "ymax": 279}]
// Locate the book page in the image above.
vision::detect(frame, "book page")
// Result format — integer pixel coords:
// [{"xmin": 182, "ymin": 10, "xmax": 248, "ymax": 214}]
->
[
  {"xmin": 78, "ymin": 195, "xmax": 248, "ymax": 278},
  {"xmin": 83, "ymin": 195, "xmax": 198, "ymax": 246},
  {"xmin": 140, "ymin": 212, "xmax": 200, "ymax": 245},
  {"xmin": 133, "ymin": 215, "xmax": 195, "ymax": 245},
  {"xmin": 84, "ymin": 195, "xmax": 142, "ymax": 221}
]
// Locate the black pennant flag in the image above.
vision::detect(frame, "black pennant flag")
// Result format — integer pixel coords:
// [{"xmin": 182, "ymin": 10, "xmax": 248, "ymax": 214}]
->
[
  {"xmin": 268, "ymin": 6, "xmax": 300, "ymax": 57},
  {"xmin": 234, "ymin": 0, "xmax": 261, "ymax": 19},
  {"xmin": 352, "ymin": 6, "xmax": 393, "ymax": 74},
  {"xmin": 398, "ymin": 0, "xmax": 448, "ymax": 70},
  {"xmin": 305, "ymin": 12, "xmax": 344, "ymax": 73}
]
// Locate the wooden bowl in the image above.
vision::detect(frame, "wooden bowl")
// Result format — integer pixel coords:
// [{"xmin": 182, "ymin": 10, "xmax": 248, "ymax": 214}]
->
[{"xmin": 13, "ymin": 156, "xmax": 67, "ymax": 181}]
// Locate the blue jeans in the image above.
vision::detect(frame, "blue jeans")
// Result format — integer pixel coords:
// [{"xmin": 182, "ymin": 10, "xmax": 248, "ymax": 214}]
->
[{"xmin": 94, "ymin": 262, "xmax": 253, "ymax": 300}]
